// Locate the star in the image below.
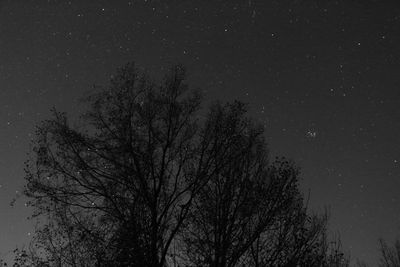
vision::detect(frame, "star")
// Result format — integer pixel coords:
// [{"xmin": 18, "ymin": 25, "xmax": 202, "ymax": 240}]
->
[{"xmin": 306, "ymin": 130, "xmax": 317, "ymax": 138}]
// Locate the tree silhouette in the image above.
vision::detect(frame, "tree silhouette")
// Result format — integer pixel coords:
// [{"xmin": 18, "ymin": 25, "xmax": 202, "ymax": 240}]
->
[
  {"xmin": 378, "ymin": 238, "xmax": 400, "ymax": 267},
  {"xmin": 23, "ymin": 63, "xmax": 208, "ymax": 266},
  {"xmin": 177, "ymin": 101, "xmax": 324, "ymax": 266},
  {"xmin": 177, "ymin": 104, "xmax": 347, "ymax": 267},
  {"xmin": 322, "ymin": 235, "xmax": 350, "ymax": 267},
  {"xmin": 19, "ymin": 62, "xmax": 347, "ymax": 267}
]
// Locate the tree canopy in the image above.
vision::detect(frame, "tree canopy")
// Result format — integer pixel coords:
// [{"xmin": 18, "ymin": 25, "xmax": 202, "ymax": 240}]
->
[{"xmin": 13, "ymin": 62, "xmax": 348, "ymax": 267}]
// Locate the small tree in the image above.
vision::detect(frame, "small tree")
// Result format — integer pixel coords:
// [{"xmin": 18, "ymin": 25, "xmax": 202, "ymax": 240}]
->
[{"xmin": 379, "ymin": 238, "xmax": 400, "ymax": 267}]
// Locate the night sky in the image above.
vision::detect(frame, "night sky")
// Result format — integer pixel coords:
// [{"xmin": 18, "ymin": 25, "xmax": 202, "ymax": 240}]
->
[{"xmin": 0, "ymin": 0, "xmax": 400, "ymax": 265}]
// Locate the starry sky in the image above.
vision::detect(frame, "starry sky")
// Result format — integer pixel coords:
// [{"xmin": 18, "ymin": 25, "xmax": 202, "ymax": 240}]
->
[{"xmin": 0, "ymin": 0, "xmax": 399, "ymax": 265}]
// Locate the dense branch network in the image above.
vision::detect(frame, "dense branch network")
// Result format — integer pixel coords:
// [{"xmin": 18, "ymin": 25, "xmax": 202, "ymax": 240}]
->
[{"xmin": 12, "ymin": 63, "xmax": 349, "ymax": 267}]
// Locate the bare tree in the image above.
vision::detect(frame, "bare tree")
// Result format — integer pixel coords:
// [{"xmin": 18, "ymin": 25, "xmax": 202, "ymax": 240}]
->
[
  {"xmin": 246, "ymin": 205, "xmax": 330, "ymax": 267},
  {"xmin": 379, "ymin": 238, "xmax": 400, "ymax": 267},
  {"xmin": 20, "ymin": 62, "xmax": 347, "ymax": 267},
  {"xmin": 323, "ymin": 235, "xmax": 350, "ymax": 267},
  {"xmin": 178, "ymin": 101, "xmax": 284, "ymax": 267},
  {"xmin": 23, "ymin": 62, "xmax": 213, "ymax": 266},
  {"xmin": 177, "ymin": 101, "xmax": 342, "ymax": 267}
]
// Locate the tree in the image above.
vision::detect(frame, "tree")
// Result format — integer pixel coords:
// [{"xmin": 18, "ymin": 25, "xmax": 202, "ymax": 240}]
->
[
  {"xmin": 178, "ymin": 101, "xmax": 303, "ymax": 266},
  {"xmin": 378, "ymin": 238, "xmax": 400, "ymax": 267},
  {"xmin": 21, "ymin": 62, "xmax": 345, "ymax": 266},
  {"xmin": 177, "ymin": 100, "xmax": 344, "ymax": 267},
  {"xmin": 245, "ymin": 205, "xmax": 330, "ymax": 267},
  {"xmin": 23, "ymin": 62, "xmax": 211, "ymax": 266},
  {"xmin": 322, "ymin": 235, "xmax": 351, "ymax": 267}
]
